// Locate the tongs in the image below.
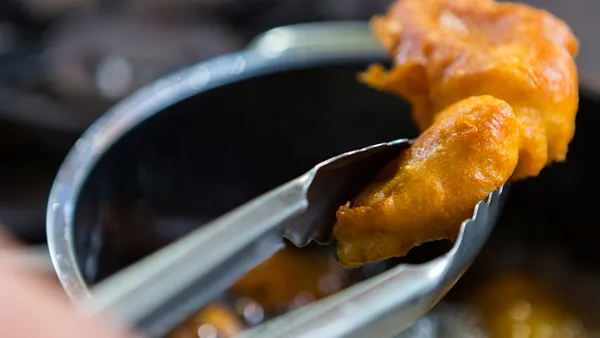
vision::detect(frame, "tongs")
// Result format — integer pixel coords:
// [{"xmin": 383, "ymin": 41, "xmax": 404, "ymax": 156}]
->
[{"xmin": 82, "ymin": 138, "xmax": 505, "ymax": 338}]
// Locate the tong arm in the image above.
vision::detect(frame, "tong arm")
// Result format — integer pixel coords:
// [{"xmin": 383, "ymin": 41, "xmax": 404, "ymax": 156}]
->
[{"xmin": 84, "ymin": 175, "xmax": 312, "ymax": 337}]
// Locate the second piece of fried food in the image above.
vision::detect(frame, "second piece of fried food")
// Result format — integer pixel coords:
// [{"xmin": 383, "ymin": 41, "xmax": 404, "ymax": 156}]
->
[
  {"xmin": 361, "ymin": 0, "xmax": 578, "ymax": 179},
  {"xmin": 334, "ymin": 95, "xmax": 520, "ymax": 267},
  {"xmin": 232, "ymin": 247, "xmax": 346, "ymax": 312}
]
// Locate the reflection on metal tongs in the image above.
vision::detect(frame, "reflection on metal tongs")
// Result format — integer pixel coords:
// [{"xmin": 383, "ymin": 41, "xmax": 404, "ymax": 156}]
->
[{"xmin": 83, "ymin": 138, "xmax": 505, "ymax": 338}]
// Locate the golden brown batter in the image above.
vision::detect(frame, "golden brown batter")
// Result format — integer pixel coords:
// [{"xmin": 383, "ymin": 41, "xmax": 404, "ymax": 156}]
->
[
  {"xmin": 334, "ymin": 95, "xmax": 520, "ymax": 266},
  {"xmin": 334, "ymin": 0, "xmax": 579, "ymax": 266},
  {"xmin": 361, "ymin": 0, "xmax": 578, "ymax": 180}
]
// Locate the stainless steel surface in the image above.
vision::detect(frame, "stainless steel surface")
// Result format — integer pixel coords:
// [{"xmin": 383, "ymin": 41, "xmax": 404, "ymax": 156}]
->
[
  {"xmin": 248, "ymin": 21, "xmax": 383, "ymax": 58},
  {"xmin": 47, "ymin": 21, "xmax": 506, "ymax": 337},
  {"xmin": 84, "ymin": 139, "xmax": 410, "ymax": 337}
]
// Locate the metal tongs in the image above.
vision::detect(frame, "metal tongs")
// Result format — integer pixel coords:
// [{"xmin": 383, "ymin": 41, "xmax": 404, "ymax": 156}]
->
[{"xmin": 83, "ymin": 138, "xmax": 505, "ymax": 338}]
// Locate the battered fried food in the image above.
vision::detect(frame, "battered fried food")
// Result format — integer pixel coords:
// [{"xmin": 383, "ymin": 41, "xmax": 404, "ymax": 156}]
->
[
  {"xmin": 334, "ymin": 96, "xmax": 520, "ymax": 267},
  {"xmin": 361, "ymin": 0, "xmax": 579, "ymax": 179},
  {"xmin": 232, "ymin": 247, "xmax": 346, "ymax": 312},
  {"xmin": 335, "ymin": 0, "xmax": 579, "ymax": 266}
]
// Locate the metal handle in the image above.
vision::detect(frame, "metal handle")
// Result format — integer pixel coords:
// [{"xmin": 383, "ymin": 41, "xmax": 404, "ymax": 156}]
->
[{"xmin": 83, "ymin": 176, "xmax": 311, "ymax": 337}]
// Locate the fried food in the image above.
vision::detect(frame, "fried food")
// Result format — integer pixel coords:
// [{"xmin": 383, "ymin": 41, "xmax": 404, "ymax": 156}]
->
[
  {"xmin": 232, "ymin": 247, "xmax": 346, "ymax": 312},
  {"xmin": 475, "ymin": 275, "xmax": 588, "ymax": 338},
  {"xmin": 335, "ymin": 0, "xmax": 579, "ymax": 266},
  {"xmin": 361, "ymin": 0, "xmax": 579, "ymax": 179},
  {"xmin": 334, "ymin": 95, "xmax": 520, "ymax": 266}
]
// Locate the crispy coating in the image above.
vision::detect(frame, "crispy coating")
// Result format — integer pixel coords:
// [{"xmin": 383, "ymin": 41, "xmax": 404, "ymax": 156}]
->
[
  {"xmin": 334, "ymin": 96, "xmax": 520, "ymax": 267},
  {"xmin": 361, "ymin": 0, "xmax": 579, "ymax": 179}
]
